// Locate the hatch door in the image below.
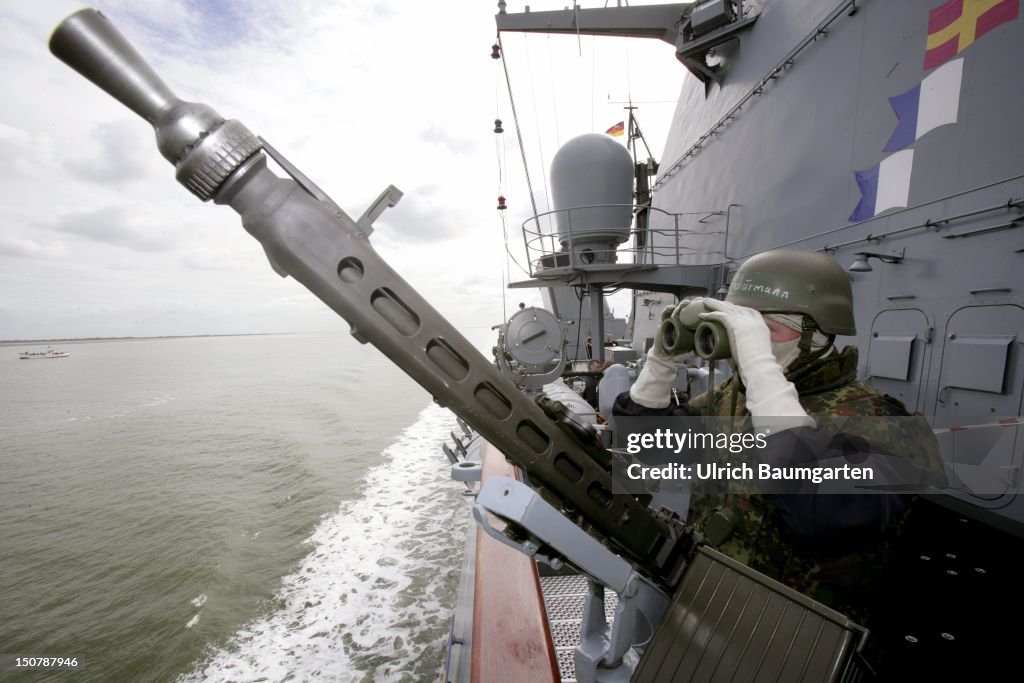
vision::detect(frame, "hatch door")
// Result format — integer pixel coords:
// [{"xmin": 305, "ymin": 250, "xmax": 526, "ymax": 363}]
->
[
  {"xmin": 933, "ymin": 306, "xmax": 1024, "ymax": 502},
  {"xmin": 866, "ymin": 308, "xmax": 932, "ymax": 413}
]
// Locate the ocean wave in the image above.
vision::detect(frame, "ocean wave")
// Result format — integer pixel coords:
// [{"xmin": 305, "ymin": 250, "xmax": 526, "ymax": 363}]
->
[{"xmin": 178, "ymin": 403, "xmax": 469, "ymax": 682}]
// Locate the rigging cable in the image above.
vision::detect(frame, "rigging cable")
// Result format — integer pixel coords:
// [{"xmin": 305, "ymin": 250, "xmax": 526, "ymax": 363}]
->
[
  {"xmin": 498, "ymin": 195, "xmax": 531, "ymax": 278},
  {"xmin": 574, "ymin": 1, "xmax": 582, "ymax": 56},
  {"xmin": 546, "ymin": 33, "xmax": 561, "ymax": 150},
  {"xmin": 591, "ymin": 33, "xmax": 596, "ymax": 133},
  {"xmin": 496, "ymin": 33, "xmax": 541, "ymax": 279},
  {"xmin": 495, "ymin": 54, "xmax": 509, "ymax": 321},
  {"xmin": 525, "ymin": 34, "xmax": 555, "ymax": 234},
  {"xmin": 625, "ymin": 38, "xmax": 632, "ymax": 111}
]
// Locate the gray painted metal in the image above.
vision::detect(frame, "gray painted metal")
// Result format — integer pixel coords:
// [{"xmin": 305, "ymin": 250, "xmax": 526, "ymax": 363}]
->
[
  {"xmin": 645, "ymin": 0, "xmax": 1024, "ymax": 521},
  {"xmin": 498, "ymin": 305, "xmax": 567, "ymax": 388},
  {"xmin": 633, "ymin": 546, "xmax": 869, "ymax": 682},
  {"xmin": 541, "ymin": 287, "xmax": 629, "ymax": 361},
  {"xmin": 495, "ymin": 3, "xmax": 689, "ymax": 44},
  {"xmin": 551, "ymin": 135, "xmax": 634, "ymax": 255},
  {"xmin": 494, "ymin": 1, "xmax": 759, "ymax": 84},
  {"xmin": 50, "ymin": 10, "xmax": 262, "ymax": 201},
  {"xmin": 475, "ymin": 476, "xmax": 632, "ymax": 592},
  {"xmin": 474, "ymin": 475, "xmax": 672, "ymax": 683}
]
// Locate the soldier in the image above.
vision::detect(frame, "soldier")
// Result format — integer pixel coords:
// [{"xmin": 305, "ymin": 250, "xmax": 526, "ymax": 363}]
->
[
  {"xmin": 581, "ymin": 359, "xmax": 601, "ymax": 409},
  {"xmin": 614, "ymin": 248, "xmax": 946, "ymax": 621}
]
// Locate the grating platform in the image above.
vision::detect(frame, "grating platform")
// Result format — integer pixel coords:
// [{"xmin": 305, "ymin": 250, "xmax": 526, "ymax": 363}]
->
[{"xmin": 539, "ymin": 573, "xmax": 619, "ymax": 683}]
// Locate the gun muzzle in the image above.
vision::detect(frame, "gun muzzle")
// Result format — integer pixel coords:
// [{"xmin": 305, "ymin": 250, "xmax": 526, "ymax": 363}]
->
[{"xmin": 49, "ymin": 8, "xmax": 261, "ymax": 201}]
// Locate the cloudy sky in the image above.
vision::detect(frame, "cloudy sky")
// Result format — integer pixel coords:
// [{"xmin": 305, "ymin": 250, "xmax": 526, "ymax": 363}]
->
[{"xmin": 1, "ymin": 0, "xmax": 684, "ymax": 341}]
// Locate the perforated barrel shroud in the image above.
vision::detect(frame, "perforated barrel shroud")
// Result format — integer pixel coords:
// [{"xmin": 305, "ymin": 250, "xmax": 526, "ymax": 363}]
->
[{"xmin": 632, "ymin": 547, "xmax": 869, "ymax": 682}]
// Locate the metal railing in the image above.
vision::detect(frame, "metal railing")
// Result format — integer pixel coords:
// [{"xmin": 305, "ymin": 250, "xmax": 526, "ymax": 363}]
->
[{"xmin": 520, "ymin": 204, "xmax": 727, "ymax": 277}]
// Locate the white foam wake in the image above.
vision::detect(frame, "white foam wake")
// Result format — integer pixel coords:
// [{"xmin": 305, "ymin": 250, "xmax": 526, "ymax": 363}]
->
[{"xmin": 179, "ymin": 403, "xmax": 469, "ymax": 682}]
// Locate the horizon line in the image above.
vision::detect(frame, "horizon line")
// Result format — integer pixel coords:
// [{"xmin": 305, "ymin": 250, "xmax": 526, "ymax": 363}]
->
[{"xmin": 0, "ymin": 332, "xmax": 331, "ymax": 345}]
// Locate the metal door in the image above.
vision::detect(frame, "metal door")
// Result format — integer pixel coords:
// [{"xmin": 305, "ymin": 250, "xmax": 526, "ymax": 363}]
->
[
  {"xmin": 933, "ymin": 305, "xmax": 1024, "ymax": 503},
  {"xmin": 866, "ymin": 308, "xmax": 932, "ymax": 413}
]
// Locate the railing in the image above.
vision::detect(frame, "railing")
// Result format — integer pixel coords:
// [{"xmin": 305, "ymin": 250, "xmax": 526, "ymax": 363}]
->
[{"xmin": 520, "ymin": 204, "xmax": 727, "ymax": 278}]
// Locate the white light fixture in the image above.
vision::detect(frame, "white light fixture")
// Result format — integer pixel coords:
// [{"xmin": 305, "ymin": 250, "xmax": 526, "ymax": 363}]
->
[{"xmin": 849, "ymin": 255, "xmax": 873, "ymax": 272}]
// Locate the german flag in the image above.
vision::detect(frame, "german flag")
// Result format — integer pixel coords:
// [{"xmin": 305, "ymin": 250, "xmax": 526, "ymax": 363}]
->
[
  {"xmin": 605, "ymin": 121, "xmax": 625, "ymax": 137},
  {"xmin": 924, "ymin": 0, "xmax": 1019, "ymax": 69}
]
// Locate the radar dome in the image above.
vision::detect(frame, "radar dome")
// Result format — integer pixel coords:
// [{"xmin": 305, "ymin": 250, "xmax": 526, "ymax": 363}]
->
[{"xmin": 550, "ymin": 134, "xmax": 633, "ymax": 265}]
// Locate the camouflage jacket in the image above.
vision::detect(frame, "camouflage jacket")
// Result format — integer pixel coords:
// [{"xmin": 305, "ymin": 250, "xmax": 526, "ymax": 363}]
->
[{"xmin": 682, "ymin": 346, "xmax": 945, "ymax": 621}]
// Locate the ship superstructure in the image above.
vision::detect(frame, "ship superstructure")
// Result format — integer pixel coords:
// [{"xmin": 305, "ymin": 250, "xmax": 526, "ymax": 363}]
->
[
  {"xmin": 499, "ymin": 0, "xmax": 1024, "ymax": 525},
  {"xmin": 492, "ymin": 1, "xmax": 1024, "ymax": 679}
]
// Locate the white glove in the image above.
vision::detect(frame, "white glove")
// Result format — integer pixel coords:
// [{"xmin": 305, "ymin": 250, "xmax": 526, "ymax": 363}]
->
[
  {"xmin": 630, "ymin": 302, "xmax": 696, "ymax": 408},
  {"xmin": 630, "ymin": 348, "xmax": 679, "ymax": 409},
  {"xmin": 699, "ymin": 299, "xmax": 815, "ymax": 432}
]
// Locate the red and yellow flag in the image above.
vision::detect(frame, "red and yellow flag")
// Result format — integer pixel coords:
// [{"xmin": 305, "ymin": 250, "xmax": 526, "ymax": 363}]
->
[
  {"xmin": 605, "ymin": 121, "xmax": 625, "ymax": 137},
  {"xmin": 924, "ymin": 0, "xmax": 1019, "ymax": 69}
]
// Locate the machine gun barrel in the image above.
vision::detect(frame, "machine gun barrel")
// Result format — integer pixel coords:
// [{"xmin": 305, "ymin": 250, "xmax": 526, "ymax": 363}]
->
[{"xmin": 49, "ymin": 9, "xmax": 693, "ymax": 588}]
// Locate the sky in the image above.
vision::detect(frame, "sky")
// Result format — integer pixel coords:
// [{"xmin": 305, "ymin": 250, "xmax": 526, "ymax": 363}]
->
[{"xmin": 0, "ymin": 0, "xmax": 685, "ymax": 341}]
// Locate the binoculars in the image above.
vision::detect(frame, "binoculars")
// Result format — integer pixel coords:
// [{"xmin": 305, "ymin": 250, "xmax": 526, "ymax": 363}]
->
[{"xmin": 659, "ymin": 300, "xmax": 731, "ymax": 361}]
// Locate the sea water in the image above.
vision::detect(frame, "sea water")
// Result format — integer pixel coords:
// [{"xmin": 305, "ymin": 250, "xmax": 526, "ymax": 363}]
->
[{"xmin": 0, "ymin": 333, "xmax": 470, "ymax": 682}]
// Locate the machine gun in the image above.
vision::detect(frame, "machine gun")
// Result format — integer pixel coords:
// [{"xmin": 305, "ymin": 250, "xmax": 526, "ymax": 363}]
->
[
  {"xmin": 48, "ymin": 7, "xmax": 694, "ymax": 673},
  {"xmin": 49, "ymin": 10, "xmax": 870, "ymax": 681}
]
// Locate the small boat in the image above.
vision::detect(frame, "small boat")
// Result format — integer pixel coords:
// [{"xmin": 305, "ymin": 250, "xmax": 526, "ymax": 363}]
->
[{"xmin": 19, "ymin": 347, "xmax": 70, "ymax": 359}]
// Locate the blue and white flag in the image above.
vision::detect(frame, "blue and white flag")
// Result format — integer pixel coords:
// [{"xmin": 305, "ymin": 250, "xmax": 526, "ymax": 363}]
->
[
  {"xmin": 883, "ymin": 59, "xmax": 964, "ymax": 152},
  {"xmin": 849, "ymin": 149, "xmax": 915, "ymax": 221}
]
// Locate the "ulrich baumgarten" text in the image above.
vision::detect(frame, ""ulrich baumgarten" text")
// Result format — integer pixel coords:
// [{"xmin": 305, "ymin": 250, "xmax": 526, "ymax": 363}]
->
[{"xmin": 626, "ymin": 462, "xmax": 874, "ymax": 484}]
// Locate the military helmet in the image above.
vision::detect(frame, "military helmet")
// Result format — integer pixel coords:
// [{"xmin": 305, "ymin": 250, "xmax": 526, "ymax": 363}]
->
[{"xmin": 726, "ymin": 248, "xmax": 856, "ymax": 335}]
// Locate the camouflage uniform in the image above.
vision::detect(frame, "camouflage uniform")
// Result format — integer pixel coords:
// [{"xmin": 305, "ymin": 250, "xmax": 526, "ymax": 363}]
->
[{"xmin": 685, "ymin": 345, "xmax": 945, "ymax": 621}]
